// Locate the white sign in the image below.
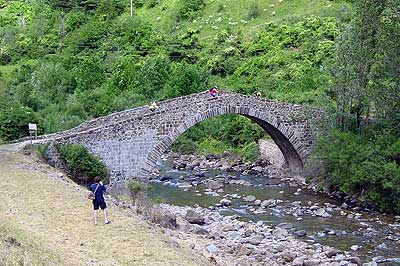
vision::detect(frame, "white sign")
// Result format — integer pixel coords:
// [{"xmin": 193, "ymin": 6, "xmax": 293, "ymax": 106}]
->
[{"xmin": 28, "ymin": 123, "xmax": 37, "ymax": 131}]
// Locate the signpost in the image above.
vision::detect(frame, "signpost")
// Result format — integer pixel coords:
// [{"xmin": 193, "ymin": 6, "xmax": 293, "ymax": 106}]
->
[{"xmin": 28, "ymin": 123, "xmax": 37, "ymax": 147}]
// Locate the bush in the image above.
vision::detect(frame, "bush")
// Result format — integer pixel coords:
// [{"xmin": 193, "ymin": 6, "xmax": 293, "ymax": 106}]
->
[
  {"xmin": 177, "ymin": 0, "xmax": 205, "ymax": 20},
  {"xmin": 170, "ymin": 138, "xmax": 198, "ymax": 154},
  {"xmin": 239, "ymin": 141, "xmax": 260, "ymax": 162},
  {"xmin": 57, "ymin": 144, "xmax": 108, "ymax": 184},
  {"xmin": 36, "ymin": 143, "xmax": 50, "ymax": 160},
  {"xmin": 0, "ymin": 105, "xmax": 42, "ymax": 141},
  {"xmin": 311, "ymin": 129, "xmax": 400, "ymax": 213},
  {"xmin": 127, "ymin": 180, "xmax": 148, "ymax": 205}
]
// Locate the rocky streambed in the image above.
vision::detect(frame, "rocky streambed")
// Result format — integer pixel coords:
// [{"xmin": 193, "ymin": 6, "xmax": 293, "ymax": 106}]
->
[{"xmin": 139, "ymin": 154, "xmax": 400, "ymax": 266}]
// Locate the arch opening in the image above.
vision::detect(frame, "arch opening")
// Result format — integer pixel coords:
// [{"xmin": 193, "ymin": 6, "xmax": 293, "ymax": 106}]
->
[{"xmin": 140, "ymin": 111, "xmax": 304, "ymax": 177}]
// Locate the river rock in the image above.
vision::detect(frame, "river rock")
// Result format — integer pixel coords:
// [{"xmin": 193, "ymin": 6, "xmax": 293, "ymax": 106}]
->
[
  {"xmin": 185, "ymin": 210, "xmax": 205, "ymax": 225},
  {"xmin": 246, "ymin": 234, "xmax": 264, "ymax": 245},
  {"xmin": 293, "ymin": 257, "xmax": 304, "ymax": 266},
  {"xmin": 281, "ymin": 250, "xmax": 296, "ymax": 262},
  {"xmin": 227, "ymin": 231, "xmax": 242, "ymax": 239},
  {"xmin": 350, "ymin": 245, "xmax": 359, "ymax": 251},
  {"xmin": 207, "ymin": 244, "xmax": 219, "ymax": 254},
  {"xmin": 243, "ymin": 195, "xmax": 257, "ymax": 202},
  {"xmin": 261, "ymin": 199, "xmax": 275, "ymax": 208},
  {"xmin": 348, "ymin": 257, "xmax": 362, "ymax": 266},
  {"xmin": 160, "ymin": 176, "xmax": 173, "ymax": 181},
  {"xmin": 326, "ymin": 263, "xmax": 340, "ymax": 266},
  {"xmin": 219, "ymin": 199, "xmax": 232, "ymax": 206},
  {"xmin": 325, "ymin": 248, "xmax": 341, "ymax": 258},
  {"xmin": 190, "ymin": 226, "xmax": 210, "ymax": 236},
  {"xmin": 272, "ymin": 228, "xmax": 288, "ymax": 239},
  {"xmin": 254, "ymin": 200, "xmax": 261, "ymax": 206},
  {"xmin": 178, "ymin": 182, "xmax": 192, "ymax": 188},
  {"xmin": 294, "ymin": 230, "xmax": 307, "ymax": 237},
  {"xmin": 362, "ymin": 262, "xmax": 377, "ymax": 266},
  {"xmin": 194, "ymin": 172, "xmax": 205, "ymax": 177},
  {"xmin": 249, "ymin": 166, "xmax": 263, "ymax": 175},
  {"xmin": 236, "ymin": 245, "xmax": 252, "ymax": 256},
  {"xmin": 303, "ymin": 259, "xmax": 320, "ymax": 266},
  {"xmin": 315, "ymin": 208, "xmax": 326, "ymax": 216},
  {"xmin": 222, "ymin": 224, "xmax": 236, "ymax": 231},
  {"xmin": 206, "ymin": 179, "xmax": 224, "ymax": 190},
  {"xmin": 149, "ymin": 208, "xmax": 177, "ymax": 229},
  {"xmin": 277, "ymin": 223, "xmax": 293, "ymax": 229}
]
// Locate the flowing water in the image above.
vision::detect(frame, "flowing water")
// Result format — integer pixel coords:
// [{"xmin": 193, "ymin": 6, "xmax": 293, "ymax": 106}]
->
[{"xmin": 148, "ymin": 161, "xmax": 400, "ymax": 264}]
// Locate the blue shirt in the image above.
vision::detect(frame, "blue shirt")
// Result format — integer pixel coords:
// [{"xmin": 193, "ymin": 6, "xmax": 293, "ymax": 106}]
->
[{"xmin": 89, "ymin": 183, "xmax": 106, "ymax": 202}]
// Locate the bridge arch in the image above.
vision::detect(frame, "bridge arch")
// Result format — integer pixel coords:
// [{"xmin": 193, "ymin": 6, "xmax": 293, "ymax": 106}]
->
[{"xmin": 140, "ymin": 104, "xmax": 304, "ymax": 177}]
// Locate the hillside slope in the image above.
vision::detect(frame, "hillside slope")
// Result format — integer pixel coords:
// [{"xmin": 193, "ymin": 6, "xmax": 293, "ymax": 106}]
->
[{"xmin": 0, "ymin": 144, "xmax": 210, "ymax": 266}]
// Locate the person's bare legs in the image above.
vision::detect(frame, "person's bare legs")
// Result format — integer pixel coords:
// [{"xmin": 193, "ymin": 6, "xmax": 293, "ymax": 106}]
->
[
  {"xmin": 93, "ymin": 210, "xmax": 98, "ymax": 225},
  {"xmin": 103, "ymin": 209, "xmax": 109, "ymax": 224}
]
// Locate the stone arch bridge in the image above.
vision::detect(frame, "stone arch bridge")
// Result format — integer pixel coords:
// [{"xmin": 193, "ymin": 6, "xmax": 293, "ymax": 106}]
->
[{"xmin": 40, "ymin": 92, "xmax": 322, "ymax": 182}]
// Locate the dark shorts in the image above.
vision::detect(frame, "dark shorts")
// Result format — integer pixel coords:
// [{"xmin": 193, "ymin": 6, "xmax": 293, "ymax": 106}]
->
[{"xmin": 93, "ymin": 200, "xmax": 106, "ymax": 210}]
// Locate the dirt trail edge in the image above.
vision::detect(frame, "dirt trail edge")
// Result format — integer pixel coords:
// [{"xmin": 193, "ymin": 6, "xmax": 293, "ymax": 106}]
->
[{"xmin": 0, "ymin": 143, "xmax": 211, "ymax": 266}]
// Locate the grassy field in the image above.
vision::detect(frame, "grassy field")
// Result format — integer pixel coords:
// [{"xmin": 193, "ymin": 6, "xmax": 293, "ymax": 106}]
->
[
  {"xmin": 137, "ymin": 0, "xmax": 350, "ymax": 41},
  {"xmin": 0, "ymin": 145, "xmax": 210, "ymax": 266}
]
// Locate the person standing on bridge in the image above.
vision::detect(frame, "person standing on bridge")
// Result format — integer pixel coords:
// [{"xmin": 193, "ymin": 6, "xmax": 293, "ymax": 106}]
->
[
  {"xmin": 209, "ymin": 86, "xmax": 219, "ymax": 97},
  {"xmin": 89, "ymin": 176, "xmax": 110, "ymax": 225}
]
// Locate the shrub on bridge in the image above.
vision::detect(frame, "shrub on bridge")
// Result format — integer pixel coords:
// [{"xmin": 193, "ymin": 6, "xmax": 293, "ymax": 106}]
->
[{"xmin": 57, "ymin": 144, "xmax": 108, "ymax": 184}]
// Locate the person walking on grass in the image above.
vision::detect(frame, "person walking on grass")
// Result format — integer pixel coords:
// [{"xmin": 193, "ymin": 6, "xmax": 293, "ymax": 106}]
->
[{"xmin": 89, "ymin": 176, "xmax": 110, "ymax": 225}]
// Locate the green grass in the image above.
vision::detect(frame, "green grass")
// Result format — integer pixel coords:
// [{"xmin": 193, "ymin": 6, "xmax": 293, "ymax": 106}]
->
[{"xmin": 137, "ymin": 0, "xmax": 351, "ymax": 42}]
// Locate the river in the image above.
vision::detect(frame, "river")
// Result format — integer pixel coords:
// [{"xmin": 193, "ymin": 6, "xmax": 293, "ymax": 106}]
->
[{"xmin": 147, "ymin": 160, "xmax": 400, "ymax": 265}]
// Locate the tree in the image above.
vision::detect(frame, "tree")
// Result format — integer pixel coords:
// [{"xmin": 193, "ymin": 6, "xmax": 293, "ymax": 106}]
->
[
  {"xmin": 331, "ymin": 0, "xmax": 400, "ymax": 131},
  {"xmin": 0, "ymin": 105, "xmax": 42, "ymax": 141}
]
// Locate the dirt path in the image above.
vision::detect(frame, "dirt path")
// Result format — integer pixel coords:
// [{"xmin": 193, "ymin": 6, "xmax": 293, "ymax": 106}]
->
[{"xmin": 0, "ymin": 144, "xmax": 210, "ymax": 266}]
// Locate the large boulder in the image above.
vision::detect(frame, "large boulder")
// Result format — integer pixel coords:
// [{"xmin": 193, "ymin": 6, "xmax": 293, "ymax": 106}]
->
[
  {"xmin": 185, "ymin": 210, "xmax": 205, "ymax": 225},
  {"xmin": 149, "ymin": 208, "xmax": 177, "ymax": 229}
]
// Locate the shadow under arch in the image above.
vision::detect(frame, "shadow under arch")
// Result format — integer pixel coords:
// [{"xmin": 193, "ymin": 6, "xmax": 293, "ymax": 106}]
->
[{"xmin": 139, "ymin": 106, "xmax": 304, "ymax": 177}]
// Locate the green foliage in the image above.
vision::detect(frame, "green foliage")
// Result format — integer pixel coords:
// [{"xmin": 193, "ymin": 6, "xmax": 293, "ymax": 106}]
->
[
  {"xmin": 172, "ymin": 115, "xmax": 264, "ymax": 159},
  {"xmin": 35, "ymin": 143, "xmax": 49, "ymax": 160},
  {"xmin": 247, "ymin": 3, "xmax": 261, "ymax": 20},
  {"xmin": 0, "ymin": 105, "xmax": 42, "ymax": 141},
  {"xmin": 239, "ymin": 141, "xmax": 260, "ymax": 162},
  {"xmin": 312, "ymin": 129, "xmax": 400, "ymax": 213},
  {"xmin": 127, "ymin": 180, "xmax": 148, "ymax": 205},
  {"xmin": 170, "ymin": 138, "xmax": 198, "ymax": 154},
  {"xmin": 163, "ymin": 62, "xmax": 208, "ymax": 98},
  {"xmin": 57, "ymin": 144, "xmax": 108, "ymax": 183},
  {"xmin": 308, "ymin": 0, "xmax": 400, "ymax": 213},
  {"xmin": 0, "ymin": 0, "xmax": 347, "ymax": 141},
  {"xmin": 177, "ymin": 0, "xmax": 205, "ymax": 20}
]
